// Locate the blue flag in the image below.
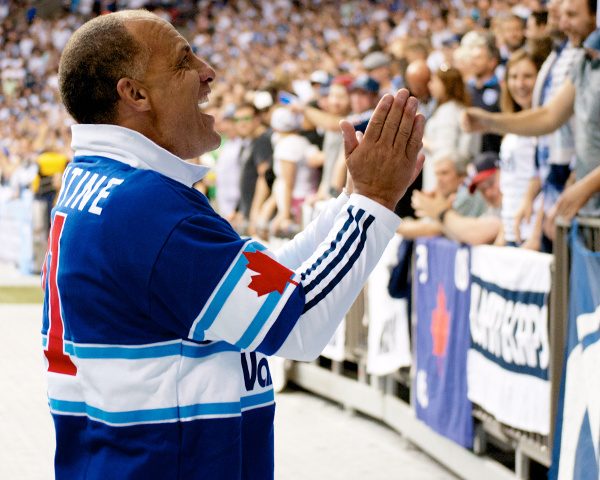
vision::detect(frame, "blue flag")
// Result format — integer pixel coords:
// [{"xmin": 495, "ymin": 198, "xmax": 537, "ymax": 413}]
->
[
  {"xmin": 550, "ymin": 225, "xmax": 600, "ymax": 480},
  {"xmin": 414, "ymin": 237, "xmax": 473, "ymax": 448}
]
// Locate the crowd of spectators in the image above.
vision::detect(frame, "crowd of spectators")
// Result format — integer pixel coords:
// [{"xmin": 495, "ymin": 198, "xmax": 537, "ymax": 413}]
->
[{"xmin": 1, "ymin": 0, "xmax": 598, "ymax": 259}]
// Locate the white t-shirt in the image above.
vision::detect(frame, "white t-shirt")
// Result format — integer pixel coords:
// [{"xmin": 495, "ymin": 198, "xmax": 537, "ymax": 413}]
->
[
  {"xmin": 499, "ymin": 134, "xmax": 539, "ymax": 243},
  {"xmin": 272, "ymin": 134, "xmax": 319, "ymax": 210}
]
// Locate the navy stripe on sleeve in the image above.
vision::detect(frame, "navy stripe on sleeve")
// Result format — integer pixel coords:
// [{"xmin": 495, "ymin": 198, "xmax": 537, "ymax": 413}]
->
[
  {"xmin": 256, "ymin": 286, "xmax": 306, "ymax": 355},
  {"xmin": 300, "ymin": 206, "xmax": 356, "ymax": 282},
  {"xmin": 303, "ymin": 213, "xmax": 374, "ymax": 313},
  {"xmin": 302, "ymin": 207, "xmax": 365, "ymax": 294}
]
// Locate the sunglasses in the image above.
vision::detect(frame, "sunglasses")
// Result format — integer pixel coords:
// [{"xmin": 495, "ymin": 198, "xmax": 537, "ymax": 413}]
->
[{"xmin": 234, "ymin": 116, "xmax": 253, "ymax": 123}]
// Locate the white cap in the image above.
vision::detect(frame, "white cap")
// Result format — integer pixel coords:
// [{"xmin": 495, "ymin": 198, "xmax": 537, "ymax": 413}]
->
[
  {"xmin": 253, "ymin": 91, "xmax": 273, "ymax": 110},
  {"xmin": 270, "ymin": 107, "xmax": 300, "ymax": 132}
]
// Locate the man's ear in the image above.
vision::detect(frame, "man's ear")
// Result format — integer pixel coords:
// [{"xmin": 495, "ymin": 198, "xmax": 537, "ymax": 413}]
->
[{"xmin": 116, "ymin": 77, "xmax": 151, "ymax": 112}]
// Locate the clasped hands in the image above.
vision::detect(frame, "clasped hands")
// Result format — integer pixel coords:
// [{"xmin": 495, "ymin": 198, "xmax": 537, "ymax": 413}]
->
[{"xmin": 339, "ymin": 89, "xmax": 425, "ymax": 211}]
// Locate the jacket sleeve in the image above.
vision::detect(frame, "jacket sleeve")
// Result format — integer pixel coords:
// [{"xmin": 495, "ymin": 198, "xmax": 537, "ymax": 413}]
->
[
  {"xmin": 264, "ymin": 194, "xmax": 401, "ymax": 360},
  {"xmin": 273, "ymin": 192, "xmax": 349, "ymax": 270},
  {"xmin": 149, "ymin": 195, "xmax": 400, "ymax": 361}
]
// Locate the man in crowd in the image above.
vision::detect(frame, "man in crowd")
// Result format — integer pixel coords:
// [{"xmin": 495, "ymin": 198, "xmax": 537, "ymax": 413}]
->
[
  {"xmin": 466, "ymin": 39, "xmax": 503, "ymax": 154},
  {"xmin": 411, "ymin": 152, "xmax": 503, "ymax": 246},
  {"xmin": 462, "ymin": 0, "xmax": 598, "ymax": 238},
  {"xmin": 500, "ymin": 14, "xmax": 527, "ymax": 63},
  {"xmin": 231, "ymin": 101, "xmax": 274, "ymax": 235},
  {"xmin": 397, "ymin": 150, "xmax": 487, "ymax": 240},
  {"xmin": 404, "ymin": 58, "xmax": 436, "ymax": 121},
  {"xmin": 43, "ymin": 9, "xmax": 425, "ymax": 480},
  {"xmin": 361, "ymin": 50, "xmax": 399, "ymax": 95}
]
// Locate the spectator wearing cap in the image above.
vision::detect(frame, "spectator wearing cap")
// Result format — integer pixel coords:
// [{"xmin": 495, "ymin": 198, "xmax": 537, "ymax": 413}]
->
[
  {"xmin": 346, "ymin": 74, "xmax": 380, "ymax": 133},
  {"xmin": 361, "ymin": 50, "xmax": 400, "ymax": 95},
  {"xmin": 308, "ymin": 70, "xmax": 331, "ymax": 103},
  {"xmin": 411, "ymin": 152, "xmax": 503, "ymax": 246},
  {"xmin": 257, "ymin": 107, "xmax": 319, "ymax": 236},
  {"xmin": 253, "ymin": 90, "xmax": 274, "ymax": 127},
  {"xmin": 290, "ymin": 74, "xmax": 379, "ymax": 136},
  {"xmin": 323, "ymin": 75, "xmax": 382, "ymax": 199},
  {"xmin": 289, "ymin": 75, "xmax": 353, "ymax": 132}
]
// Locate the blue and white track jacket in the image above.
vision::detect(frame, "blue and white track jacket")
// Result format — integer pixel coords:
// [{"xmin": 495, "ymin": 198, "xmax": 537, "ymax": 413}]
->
[{"xmin": 41, "ymin": 124, "xmax": 401, "ymax": 479}]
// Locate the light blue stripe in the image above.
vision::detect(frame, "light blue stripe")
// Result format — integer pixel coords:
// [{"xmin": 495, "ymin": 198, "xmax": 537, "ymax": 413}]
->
[
  {"xmin": 46, "ymin": 340, "xmax": 239, "ymax": 360},
  {"xmin": 179, "ymin": 401, "xmax": 241, "ymax": 418},
  {"xmin": 181, "ymin": 341, "xmax": 240, "ymax": 358},
  {"xmin": 191, "ymin": 241, "xmax": 266, "ymax": 341},
  {"xmin": 69, "ymin": 342, "xmax": 181, "ymax": 359},
  {"xmin": 49, "ymin": 398, "xmax": 242, "ymax": 425},
  {"xmin": 241, "ymin": 391, "xmax": 274, "ymax": 409},
  {"xmin": 235, "ymin": 290, "xmax": 283, "ymax": 349},
  {"xmin": 49, "ymin": 398, "xmax": 178, "ymax": 423}
]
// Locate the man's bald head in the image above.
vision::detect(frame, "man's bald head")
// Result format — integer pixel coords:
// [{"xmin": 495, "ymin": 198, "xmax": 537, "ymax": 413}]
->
[
  {"xmin": 405, "ymin": 59, "xmax": 431, "ymax": 100},
  {"xmin": 59, "ymin": 11, "xmax": 154, "ymax": 125}
]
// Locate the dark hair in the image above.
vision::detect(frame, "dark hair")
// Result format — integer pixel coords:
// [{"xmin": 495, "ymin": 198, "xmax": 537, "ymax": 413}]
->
[
  {"xmin": 58, "ymin": 13, "xmax": 148, "ymax": 124},
  {"xmin": 526, "ymin": 35, "xmax": 554, "ymax": 68},
  {"xmin": 529, "ymin": 11, "xmax": 548, "ymax": 27},
  {"xmin": 235, "ymin": 102, "xmax": 259, "ymax": 116},
  {"xmin": 435, "ymin": 66, "xmax": 471, "ymax": 107},
  {"xmin": 589, "ymin": 0, "xmax": 597, "ymax": 15},
  {"xmin": 484, "ymin": 35, "xmax": 502, "ymax": 65}
]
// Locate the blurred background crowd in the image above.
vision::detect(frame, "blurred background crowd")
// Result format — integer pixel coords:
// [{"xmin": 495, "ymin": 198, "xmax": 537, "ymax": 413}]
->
[{"xmin": 1, "ymin": 0, "xmax": 598, "ymax": 266}]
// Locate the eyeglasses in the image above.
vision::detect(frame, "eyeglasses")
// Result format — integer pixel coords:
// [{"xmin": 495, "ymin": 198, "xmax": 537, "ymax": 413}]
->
[{"xmin": 234, "ymin": 116, "xmax": 253, "ymax": 123}]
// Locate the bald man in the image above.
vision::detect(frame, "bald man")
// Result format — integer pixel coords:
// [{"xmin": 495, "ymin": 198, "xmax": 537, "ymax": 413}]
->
[
  {"xmin": 405, "ymin": 59, "xmax": 437, "ymax": 120},
  {"xmin": 43, "ymin": 10, "xmax": 425, "ymax": 480}
]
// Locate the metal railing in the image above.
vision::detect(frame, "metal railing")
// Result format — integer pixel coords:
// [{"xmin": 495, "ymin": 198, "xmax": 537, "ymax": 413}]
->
[{"xmin": 289, "ymin": 217, "xmax": 600, "ymax": 480}]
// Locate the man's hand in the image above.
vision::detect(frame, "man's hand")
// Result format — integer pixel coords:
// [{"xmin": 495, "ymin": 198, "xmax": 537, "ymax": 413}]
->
[
  {"xmin": 460, "ymin": 107, "xmax": 492, "ymax": 133},
  {"xmin": 340, "ymin": 89, "xmax": 425, "ymax": 211},
  {"xmin": 411, "ymin": 189, "xmax": 452, "ymax": 219},
  {"xmin": 545, "ymin": 180, "xmax": 593, "ymax": 240}
]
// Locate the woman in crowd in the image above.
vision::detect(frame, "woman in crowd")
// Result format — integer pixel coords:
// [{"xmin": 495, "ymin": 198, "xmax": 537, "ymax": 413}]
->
[
  {"xmin": 495, "ymin": 47, "xmax": 545, "ymax": 249},
  {"xmin": 421, "ymin": 64, "xmax": 479, "ymax": 190}
]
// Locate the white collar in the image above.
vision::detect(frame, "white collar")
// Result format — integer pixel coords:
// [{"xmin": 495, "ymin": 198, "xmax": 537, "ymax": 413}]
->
[{"xmin": 71, "ymin": 124, "xmax": 211, "ymax": 188}]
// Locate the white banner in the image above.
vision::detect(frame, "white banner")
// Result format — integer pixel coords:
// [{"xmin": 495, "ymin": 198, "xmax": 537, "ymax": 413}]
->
[
  {"xmin": 0, "ymin": 190, "xmax": 34, "ymax": 273},
  {"xmin": 321, "ymin": 317, "xmax": 346, "ymax": 362},
  {"xmin": 366, "ymin": 235, "xmax": 411, "ymax": 375},
  {"xmin": 468, "ymin": 246, "xmax": 553, "ymax": 435}
]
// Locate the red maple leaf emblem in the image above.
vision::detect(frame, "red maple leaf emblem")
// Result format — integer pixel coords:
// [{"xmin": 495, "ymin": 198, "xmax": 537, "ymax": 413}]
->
[
  {"xmin": 243, "ymin": 251, "xmax": 299, "ymax": 296},
  {"xmin": 430, "ymin": 283, "xmax": 450, "ymax": 375}
]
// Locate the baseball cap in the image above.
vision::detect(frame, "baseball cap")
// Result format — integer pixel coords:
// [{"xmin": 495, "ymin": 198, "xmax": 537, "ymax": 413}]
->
[
  {"xmin": 270, "ymin": 107, "xmax": 300, "ymax": 132},
  {"xmin": 349, "ymin": 75, "xmax": 380, "ymax": 94},
  {"xmin": 253, "ymin": 91, "xmax": 273, "ymax": 111},
  {"xmin": 330, "ymin": 74, "xmax": 354, "ymax": 91},
  {"xmin": 467, "ymin": 151, "xmax": 499, "ymax": 193},
  {"xmin": 361, "ymin": 51, "xmax": 391, "ymax": 70},
  {"xmin": 310, "ymin": 70, "xmax": 331, "ymax": 85}
]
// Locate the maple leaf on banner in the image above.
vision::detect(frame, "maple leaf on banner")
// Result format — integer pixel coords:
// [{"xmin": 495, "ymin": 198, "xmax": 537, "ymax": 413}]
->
[
  {"xmin": 431, "ymin": 283, "xmax": 450, "ymax": 375},
  {"xmin": 243, "ymin": 251, "xmax": 299, "ymax": 296}
]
